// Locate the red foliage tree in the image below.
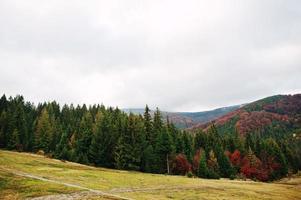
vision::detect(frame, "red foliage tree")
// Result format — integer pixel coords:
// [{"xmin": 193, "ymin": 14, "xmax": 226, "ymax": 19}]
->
[
  {"xmin": 172, "ymin": 154, "xmax": 191, "ymax": 175},
  {"xmin": 192, "ymin": 149, "xmax": 201, "ymax": 174},
  {"xmin": 240, "ymin": 148, "xmax": 262, "ymax": 180},
  {"xmin": 230, "ymin": 150, "xmax": 241, "ymax": 167}
]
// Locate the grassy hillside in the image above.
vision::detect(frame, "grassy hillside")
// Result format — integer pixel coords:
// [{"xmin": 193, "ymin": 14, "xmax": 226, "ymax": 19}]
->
[{"xmin": 0, "ymin": 150, "xmax": 300, "ymax": 200}]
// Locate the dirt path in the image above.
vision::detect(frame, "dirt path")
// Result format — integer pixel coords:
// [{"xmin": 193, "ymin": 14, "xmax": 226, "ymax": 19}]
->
[
  {"xmin": 28, "ymin": 191, "xmax": 119, "ymax": 200},
  {"xmin": 1, "ymin": 167, "xmax": 133, "ymax": 200},
  {"xmin": 109, "ymin": 185, "xmax": 224, "ymax": 193}
]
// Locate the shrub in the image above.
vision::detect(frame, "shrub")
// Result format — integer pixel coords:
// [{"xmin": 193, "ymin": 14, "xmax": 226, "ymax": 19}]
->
[
  {"xmin": 229, "ymin": 174, "xmax": 236, "ymax": 180},
  {"xmin": 37, "ymin": 150, "xmax": 45, "ymax": 156},
  {"xmin": 186, "ymin": 171, "xmax": 193, "ymax": 178}
]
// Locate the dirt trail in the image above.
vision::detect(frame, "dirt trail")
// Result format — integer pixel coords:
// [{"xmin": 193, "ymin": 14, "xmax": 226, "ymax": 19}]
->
[
  {"xmin": 1, "ymin": 167, "xmax": 133, "ymax": 200},
  {"xmin": 28, "ymin": 191, "xmax": 119, "ymax": 200}
]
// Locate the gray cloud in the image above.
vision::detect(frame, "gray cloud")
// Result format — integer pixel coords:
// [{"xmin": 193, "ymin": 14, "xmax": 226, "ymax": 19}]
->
[{"xmin": 0, "ymin": 0, "xmax": 300, "ymax": 111}]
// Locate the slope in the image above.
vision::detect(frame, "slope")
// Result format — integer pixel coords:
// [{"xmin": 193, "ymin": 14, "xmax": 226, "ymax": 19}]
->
[
  {"xmin": 191, "ymin": 94, "xmax": 301, "ymax": 136},
  {"xmin": 0, "ymin": 150, "xmax": 301, "ymax": 200}
]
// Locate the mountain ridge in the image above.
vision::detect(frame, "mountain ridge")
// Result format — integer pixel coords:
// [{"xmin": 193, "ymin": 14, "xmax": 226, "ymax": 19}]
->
[
  {"xmin": 190, "ymin": 94, "xmax": 301, "ymax": 136},
  {"xmin": 122, "ymin": 104, "xmax": 243, "ymax": 128}
]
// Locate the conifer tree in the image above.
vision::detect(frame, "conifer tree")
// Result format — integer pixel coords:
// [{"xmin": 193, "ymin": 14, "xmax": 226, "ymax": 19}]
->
[
  {"xmin": 182, "ymin": 132, "xmax": 193, "ymax": 162},
  {"xmin": 75, "ymin": 111, "xmax": 93, "ymax": 164},
  {"xmin": 0, "ymin": 111, "xmax": 8, "ymax": 148},
  {"xmin": 153, "ymin": 107, "xmax": 163, "ymax": 144},
  {"xmin": 155, "ymin": 126, "xmax": 174, "ymax": 174},
  {"xmin": 142, "ymin": 144, "xmax": 157, "ymax": 173},
  {"xmin": 0, "ymin": 94, "xmax": 7, "ymax": 113},
  {"xmin": 194, "ymin": 130, "xmax": 207, "ymax": 151},
  {"xmin": 216, "ymin": 146, "xmax": 234, "ymax": 178},
  {"xmin": 89, "ymin": 111, "xmax": 103, "ymax": 165},
  {"xmin": 7, "ymin": 129, "xmax": 20, "ymax": 150},
  {"xmin": 143, "ymin": 105, "xmax": 153, "ymax": 143},
  {"xmin": 115, "ymin": 113, "xmax": 141, "ymax": 170},
  {"xmin": 262, "ymin": 138, "xmax": 288, "ymax": 179},
  {"xmin": 35, "ymin": 108, "xmax": 53, "ymax": 152},
  {"xmin": 55, "ymin": 131, "xmax": 70, "ymax": 160},
  {"xmin": 198, "ymin": 150, "xmax": 208, "ymax": 178}
]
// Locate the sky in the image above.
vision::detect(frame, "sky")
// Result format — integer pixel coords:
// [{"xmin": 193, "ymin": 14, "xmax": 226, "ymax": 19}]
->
[{"xmin": 0, "ymin": 0, "xmax": 300, "ymax": 112}]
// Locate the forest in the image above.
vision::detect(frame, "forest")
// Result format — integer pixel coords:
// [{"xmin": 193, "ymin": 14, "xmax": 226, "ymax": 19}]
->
[{"xmin": 0, "ymin": 94, "xmax": 300, "ymax": 182}]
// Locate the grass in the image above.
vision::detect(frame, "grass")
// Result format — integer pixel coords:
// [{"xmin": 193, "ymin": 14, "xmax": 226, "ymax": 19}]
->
[
  {"xmin": 0, "ymin": 150, "xmax": 300, "ymax": 200},
  {"xmin": 0, "ymin": 169, "xmax": 81, "ymax": 199}
]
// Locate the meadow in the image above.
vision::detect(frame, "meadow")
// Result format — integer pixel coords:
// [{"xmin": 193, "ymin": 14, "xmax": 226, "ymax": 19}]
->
[{"xmin": 0, "ymin": 150, "xmax": 300, "ymax": 200}]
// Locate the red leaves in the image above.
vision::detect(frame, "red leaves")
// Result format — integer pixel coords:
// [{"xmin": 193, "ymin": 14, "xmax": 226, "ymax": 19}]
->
[
  {"xmin": 235, "ymin": 111, "xmax": 288, "ymax": 135},
  {"xmin": 192, "ymin": 149, "xmax": 201, "ymax": 174},
  {"xmin": 239, "ymin": 151, "xmax": 282, "ymax": 181},
  {"xmin": 230, "ymin": 150, "xmax": 241, "ymax": 167},
  {"xmin": 172, "ymin": 154, "xmax": 191, "ymax": 175},
  {"xmin": 240, "ymin": 154, "xmax": 262, "ymax": 179}
]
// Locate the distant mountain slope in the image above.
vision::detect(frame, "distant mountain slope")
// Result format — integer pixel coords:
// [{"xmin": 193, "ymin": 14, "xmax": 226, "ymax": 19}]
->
[
  {"xmin": 122, "ymin": 105, "xmax": 242, "ymax": 129},
  {"xmin": 191, "ymin": 94, "xmax": 301, "ymax": 136}
]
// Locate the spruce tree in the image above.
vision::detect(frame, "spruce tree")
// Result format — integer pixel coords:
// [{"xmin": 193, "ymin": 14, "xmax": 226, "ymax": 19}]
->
[
  {"xmin": 89, "ymin": 111, "xmax": 103, "ymax": 165},
  {"xmin": 182, "ymin": 132, "xmax": 193, "ymax": 162},
  {"xmin": 7, "ymin": 129, "xmax": 20, "ymax": 150},
  {"xmin": 143, "ymin": 105, "xmax": 153, "ymax": 143},
  {"xmin": 55, "ymin": 131, "xmax": 70, "ymax": 160},
  {"xmin": 216, "ymin": 146, "xmax": 234, "ymax": 178},
  {"xmin": 142, "ymin": 144, "xmax": 157, "ymax": 173},
  {"xmin": 75, "ymin": 111, "xmax": 93, "ymax": 164},
  {"xmin": 153, "ymin": 107, "xmax": 163, "ymax": 145},
  {"xmin": 155, "ymin": 126, "xmax": 174, "ymax": 174},
  {"xmin": 0, "ymin": 111, "xmax": 8, "ymax": 148},
  {"xmin": 35, "ymin": 108, "xmax": 53, "ymax": 152},
  {"xmin": 198, "ymin": 151, "xmax": 208, "ymax": 178}
]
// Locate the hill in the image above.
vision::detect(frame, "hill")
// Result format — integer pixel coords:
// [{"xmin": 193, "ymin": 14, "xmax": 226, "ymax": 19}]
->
[
  {"xmin": 191, "ymin": 94, "xmax": 301, "ymax": 136},
  {"xmin": 1, "ymin": 150, "xmax": 300, "ymax": 200},
  {"xmin": 123, "ymin": 105, "xmax": 241, "ymax": 129}
]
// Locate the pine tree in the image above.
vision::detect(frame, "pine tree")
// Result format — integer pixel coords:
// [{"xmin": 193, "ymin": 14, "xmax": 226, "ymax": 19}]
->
[
  {"xmin": 89, "ymin": 111, "xmax": 103, "ymax": 165},
  {"xmin": 262, "ymin": 138, "xmax": 288, "ymax": 179},
  {"xmin": 155, "ymin": 126, "xmax": 174, "ymax": 174},
  {"xmin": 0, "ymin": 111, "xmax": 8, "ymax": 148},
  {"xmin": 35, "ymin": 108, "xmax": 53, "ymax": 152},
  {"xmin": 143, "ymin": 105, "xmax": 153, "ymax": 143},
  {"xmin": 114, "ymin": 113, "xmax": 141, "ymax": 170},
  {"xmin": 175, "ymin": 132, "xmax": 184, "ymax": 153},
  {"xmin": 7, "ymin": 129, "xmax": 20, "ymax": 150},
  {"xmin": 182, "ymin": 132, "xmax": 193, "ymax": 162},
  {"xmin": 194, "ymin": 130, "xmax": 207, "ymax": 151},
  {"xmin": 198, "ymin": 150, "xmax": 208, "ymax": 178},
  {"xmin": 0, "ymin": 94, "xmax": 7, "ymax": 113},
  {"xmin": 142, "ymin": 144, "xmax": 157, "ymax": 173},
  {"xmin": 217, "ymin": 146, "xmax": 234, "ymax": 178},
  {"xmin": 75, "ymin": 111, "xmax": 93, "ymax": 164},
  {"xmin": 55, "ymin": 131, "xmax": 70, "ymax": 160},
  {"xmin": 207, "ymin": 124, "xmax": 220, "ymax": 152},
  {"xmin": 153, "ymin": 107, "xmax": 163, "ymax": 145},
  {"xmin": 89, "ymin": 110, "xmax": 116, "ymax": 167}
]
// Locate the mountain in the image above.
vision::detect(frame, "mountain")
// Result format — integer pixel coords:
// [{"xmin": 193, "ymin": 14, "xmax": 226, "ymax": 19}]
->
[
  {"xmin": 191, "ymin": 94, "xmax": 301, "ymax": 136},
  {"xmin": 122, "ymin": 105, "xmax": 242, "ymax": 129}
]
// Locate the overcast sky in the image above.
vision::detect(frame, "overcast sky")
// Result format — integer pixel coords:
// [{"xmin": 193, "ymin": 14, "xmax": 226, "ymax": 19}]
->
[{"xmin": 0, "ymin": 0, "xmax": 300, "ymax": 112}]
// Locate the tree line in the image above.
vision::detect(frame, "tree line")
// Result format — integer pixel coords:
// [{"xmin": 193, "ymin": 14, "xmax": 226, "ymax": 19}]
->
[{"xmin": 0, "ymin": 94, "xmax": 300, "ymax": 181}]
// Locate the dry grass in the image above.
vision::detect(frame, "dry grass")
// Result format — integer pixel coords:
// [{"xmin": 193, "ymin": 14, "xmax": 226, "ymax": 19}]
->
[
  {"xmin": 0, "ymin": 150, "xmax": 300, "ymax": 200},
  {"xmin": 0, "ymin": 169, "xmax": 81, "ymax": 199}
]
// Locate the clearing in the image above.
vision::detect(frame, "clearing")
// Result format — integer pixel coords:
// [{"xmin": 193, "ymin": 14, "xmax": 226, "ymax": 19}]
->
[{"xmin": 0, "ymin": 150, "xmax": 300, "ymax": 200}]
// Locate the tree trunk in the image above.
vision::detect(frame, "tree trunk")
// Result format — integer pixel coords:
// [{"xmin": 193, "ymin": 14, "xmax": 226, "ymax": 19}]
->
[{"xmin": 166, "ymin": 154, "xmax": 170, "ymax": 174}]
